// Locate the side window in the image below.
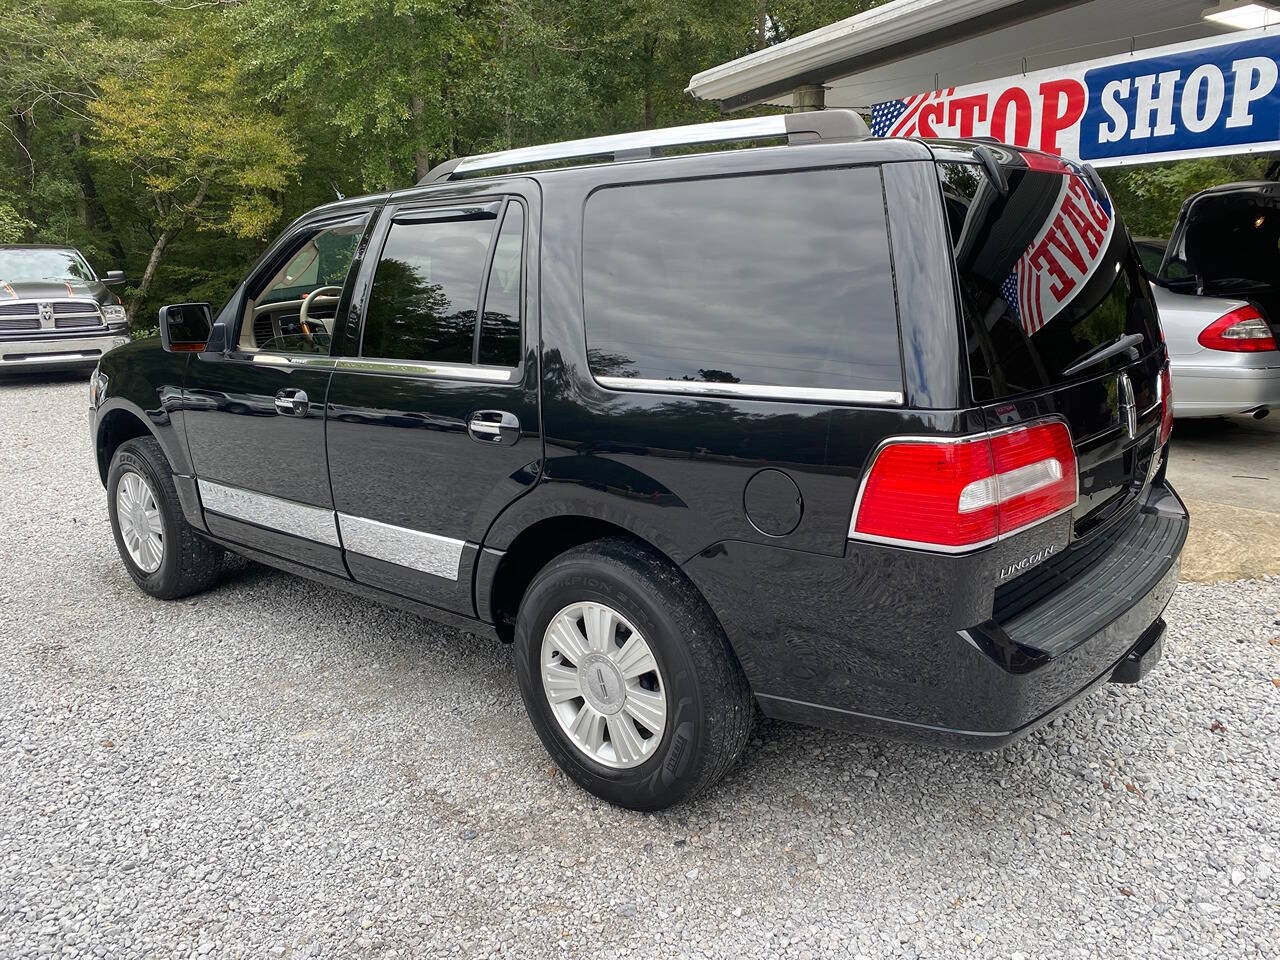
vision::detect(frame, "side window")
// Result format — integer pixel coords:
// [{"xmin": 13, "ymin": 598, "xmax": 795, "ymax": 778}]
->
[
  {"xmin": 581, "ymin": 167, "xmax": 902, "ymax": 395},
  {"xmin": 240, "ymin": 217, "xmax": 367, "ymax": 356},
  {"xmin": 478, "ymin": 202, "xmax": 524, "ymax": 367},
  {"xmin": 362, "ymin": 210, "xmax": 498, "ymax": 364}
]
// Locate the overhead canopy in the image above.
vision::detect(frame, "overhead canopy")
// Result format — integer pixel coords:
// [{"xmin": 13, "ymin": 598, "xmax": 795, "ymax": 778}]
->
[{"xmin": 688, "ymin": 0, "xmax": 1262, "ymax": 111}]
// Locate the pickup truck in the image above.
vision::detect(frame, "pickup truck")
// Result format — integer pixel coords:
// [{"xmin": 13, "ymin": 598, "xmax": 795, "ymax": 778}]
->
[{"xmin": 0, "ymin": 244, "xmax": 130, "ymax": 372}]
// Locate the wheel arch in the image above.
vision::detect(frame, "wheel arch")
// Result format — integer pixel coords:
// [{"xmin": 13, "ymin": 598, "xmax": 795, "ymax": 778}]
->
[
  {"xmin": 95, "ymin": 402, "xmax": 159, "ymax": 485},
  {"xmin": 480, "ymin": 508, "xmax": 722, "ymax": 647}
]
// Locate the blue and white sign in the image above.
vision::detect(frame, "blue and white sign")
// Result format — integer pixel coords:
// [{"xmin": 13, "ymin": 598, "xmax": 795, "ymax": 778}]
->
[{"xmin": 871, "ymin": 27, "xmax": 1280, "ymax": 167}]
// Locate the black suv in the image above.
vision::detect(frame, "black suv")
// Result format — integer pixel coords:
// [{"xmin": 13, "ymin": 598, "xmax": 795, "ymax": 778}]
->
[{"xmin": 90, "ymin": 111, "xmax": 1187, "ymax": 810}]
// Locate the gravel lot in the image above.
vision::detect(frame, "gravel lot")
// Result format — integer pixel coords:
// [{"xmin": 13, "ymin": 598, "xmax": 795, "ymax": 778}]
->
[{"xmin": 1, "ymin": 374, "xmax": 1277, "ymax": 960}]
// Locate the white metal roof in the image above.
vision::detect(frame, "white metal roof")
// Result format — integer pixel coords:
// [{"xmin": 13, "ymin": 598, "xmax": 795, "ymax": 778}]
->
[{"xmin": 687, "ymin": 0, "xmax": 1255, "ymax": 110}]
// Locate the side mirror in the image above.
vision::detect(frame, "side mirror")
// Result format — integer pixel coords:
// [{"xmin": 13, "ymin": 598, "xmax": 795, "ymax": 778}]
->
[
  {"xmin": 158, "ymin": 302, "xmax": 213, "ymax": 353},
  {"xmin": 103, "ymin": 270, "xmax": 126, "ymax": 285}
]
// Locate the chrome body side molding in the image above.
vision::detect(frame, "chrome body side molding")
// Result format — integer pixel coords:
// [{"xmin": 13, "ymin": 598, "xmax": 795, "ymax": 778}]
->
[
  {"xmin": 196, "ymin": 479, "xmax": 467, "ymax": 581},
  {"xmin": 337, "ymin": 514, "xmax": 465, "ymax": 581},
  {"xmin": 595, "ymin": 376, "xmax": 904, "ymax": 407},
  {"xmin": 198, "ymin": 479, "xmax": 341, "ymax": 547}
]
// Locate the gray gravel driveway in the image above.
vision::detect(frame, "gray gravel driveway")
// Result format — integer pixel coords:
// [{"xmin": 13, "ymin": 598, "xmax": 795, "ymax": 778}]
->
[{"xmin": 1, "ymin": 374, "xmax": 1277, "ymax": 959}]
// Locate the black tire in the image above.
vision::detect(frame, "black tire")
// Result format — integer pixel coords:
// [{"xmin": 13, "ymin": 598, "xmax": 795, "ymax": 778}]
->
[
  {"xmin": 106, "ymin": 436, "xmax": 224, "ymax": 600},
  {"xmin": 514, "ymin": 537, "xmax": 753, "ymax": 810}
]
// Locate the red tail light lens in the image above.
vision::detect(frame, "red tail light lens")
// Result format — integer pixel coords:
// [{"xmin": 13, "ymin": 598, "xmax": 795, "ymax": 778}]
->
[
  {"xmin": 851, "ymin": 421, "xmax": 1078, "ymax": 551},
  {"xmin": 1197, "ymin": 306, "xmax": 1277, "ymax": 352},
  {"xmin": 1159, "ymin": 364, "xmax": 1174, "ymax": 446}
]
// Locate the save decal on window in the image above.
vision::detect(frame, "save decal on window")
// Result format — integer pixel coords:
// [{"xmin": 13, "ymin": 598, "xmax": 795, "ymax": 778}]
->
[{"xmin": 1003, "ymin": 173, "xmax": 1115, "ymax": 337}]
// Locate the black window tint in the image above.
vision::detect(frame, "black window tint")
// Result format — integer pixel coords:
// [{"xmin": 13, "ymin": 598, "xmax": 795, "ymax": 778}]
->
[
  {"xmin": 938, "ymin": 160, "xmax": 1159, "ymax": 402},
  {"xmin": 363, "ymin": 213, "xmax": 496, "ymax": 364},
  {"xmin": 582, "ymin": 168, "xmax": 901, "ymax": 393},
  {"xmin": 478, "ymin": 203, "xmax": 523, "ymax": 367}
]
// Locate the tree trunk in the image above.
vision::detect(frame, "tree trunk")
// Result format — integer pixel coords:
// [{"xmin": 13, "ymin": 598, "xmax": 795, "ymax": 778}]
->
[
  {"xmin": 411, "ymin": 94, "xmax": 430, "ymax": 183},
  {"xmin": 757, "ymin": 1, "xmax": 767, "ymax": 50},
  {"xmin": 10, "ymin": 110, "xmax": 33, "ymax": 188},
  {"xmin": 68, "ymin": 132, "xmax": 125, "ymax": 263},
  {"xmin": 642, "ymin": 35, "xmax": 657, "ymax": 128},
  {"xmin": 127, "ymin": 182, "xmax": 208, "ymax": 323},
  {"xmin": 128, "ymin": 228, "xmax": 175, "ymax": 325}
]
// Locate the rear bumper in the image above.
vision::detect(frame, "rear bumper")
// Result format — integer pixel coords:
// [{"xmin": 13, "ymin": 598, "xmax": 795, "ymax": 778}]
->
[
  {"xmin": 1170, "ymin": 357, "xmax": 1280, "ymax": 417},
  {"xmin": 0, "ymin": 331, "xmax": 130, "ymax": 372},
  {"xmin": 684, "ymin": 480, "xmax": 1189, "ymax": 749}
]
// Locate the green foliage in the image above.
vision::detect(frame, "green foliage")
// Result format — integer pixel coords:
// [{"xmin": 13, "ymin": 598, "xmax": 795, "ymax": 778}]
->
[
  {"xmin": 0, "ymin": 0, "xmax": 1271, "ymax": 329},
  {"xmin": 1102, "ymin": 156, "xmax": 1272, "ymax": 240}
]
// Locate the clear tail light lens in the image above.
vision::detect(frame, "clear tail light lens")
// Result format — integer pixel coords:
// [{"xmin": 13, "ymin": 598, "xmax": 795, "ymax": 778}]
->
[
  {"xmin": 851, "ymin": 421, "xmax": 1078, "ymax": 551},
  {"xmin": 1197, "ymin": 306, "xmax": 1277, "ymax": 352}
]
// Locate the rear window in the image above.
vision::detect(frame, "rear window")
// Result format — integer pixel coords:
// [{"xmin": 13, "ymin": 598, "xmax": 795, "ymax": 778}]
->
[
  {"xmin": 938, "ymin": 160, "xmax": 1159, "ymax": 403},
  {"xmin": 582, "ymin": 167, "xmax": 902, "ymax": 395}
]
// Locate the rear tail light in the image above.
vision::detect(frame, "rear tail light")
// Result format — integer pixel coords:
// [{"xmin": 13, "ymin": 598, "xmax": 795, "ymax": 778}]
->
[
  {"xmin": 850, "ymin": 421, "xmax": 1078, "ymax": 551},
  {"xmin": 1197, "ymin": 306, "xmax": 1277, "ymax": 352},
  {"xmin": 1159, "ymin": 364, "xmax": 1174, "ymax": 446}
]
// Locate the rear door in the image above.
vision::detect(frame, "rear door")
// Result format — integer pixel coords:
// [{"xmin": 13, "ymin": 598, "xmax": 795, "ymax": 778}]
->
[
  {"xmin": 324, "ymin": 185, "xmax": 540, "ymax": 615},
  {"xmin": 936, "ymin": 152, "xmax": 1165, "ymax": 540}
]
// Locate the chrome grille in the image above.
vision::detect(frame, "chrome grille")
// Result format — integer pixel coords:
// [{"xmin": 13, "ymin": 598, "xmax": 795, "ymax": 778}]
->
[
  {"xmin": 53, "ymin": 301, "xmax": 96, "ymax": 315},
  {"xmin": 0, "ymin": 299, "xmax": 102, "ymax": 332}
]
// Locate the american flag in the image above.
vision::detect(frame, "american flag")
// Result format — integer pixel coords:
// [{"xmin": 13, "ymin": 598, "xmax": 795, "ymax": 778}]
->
[{"xmin": 869, "ymin": 89, "xmax": 955, "ymax": 138}]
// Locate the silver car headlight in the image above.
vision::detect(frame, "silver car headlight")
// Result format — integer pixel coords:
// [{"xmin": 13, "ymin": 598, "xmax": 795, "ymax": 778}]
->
[
  {"xmin": 89, "ymin": 367, "xmax": 109, "ymax": 408},
  {"xmin": 102, "ymin": 304, "xmax": 127, "ymax": 326}
]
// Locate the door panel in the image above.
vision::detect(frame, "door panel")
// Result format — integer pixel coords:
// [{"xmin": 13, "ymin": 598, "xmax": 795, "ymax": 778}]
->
[
  {"xmin": 183, "ymin": 208, "xmax": 374, "ymax": 575},
  {"xmin": 185, "ymin": 357, "xmax": 344, "ymax": 574},
  {"xmin": 325, "ymin": 187, "xmax": 540, "ymax": 614}
]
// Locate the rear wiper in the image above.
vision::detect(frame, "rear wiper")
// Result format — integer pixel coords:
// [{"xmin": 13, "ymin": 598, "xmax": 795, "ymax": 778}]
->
[{"xmin": 1060, "ymin": 333, "xmax": 1145, "ymax": 378}]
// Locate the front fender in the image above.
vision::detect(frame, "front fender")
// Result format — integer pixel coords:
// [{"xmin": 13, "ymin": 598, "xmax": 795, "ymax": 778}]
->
[{"xmin": 93, "ymin": 339, "xmax": 193, "ymax": 478}]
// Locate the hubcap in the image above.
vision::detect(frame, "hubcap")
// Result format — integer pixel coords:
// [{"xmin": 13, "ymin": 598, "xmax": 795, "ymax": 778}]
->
[
  {"xmin": 541, "ymin": 601, "xmax": 667, "ymax": 769},
  {"xmin": 116, "ymin": 470, "xmax": 163, "ymax": 574}
]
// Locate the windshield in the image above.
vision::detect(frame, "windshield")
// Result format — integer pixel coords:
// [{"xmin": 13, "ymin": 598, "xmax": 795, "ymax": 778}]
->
[
  {"xmin": 0, "ymin": 248, "xmax": 95, "ymax": 284},
  {"xmin": 938, "ymin": 159, "xmax": 1160, "ymax": 402}
]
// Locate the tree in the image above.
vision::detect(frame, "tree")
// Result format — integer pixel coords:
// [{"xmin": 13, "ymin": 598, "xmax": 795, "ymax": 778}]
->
[{"xmin": 89, "ymin": 25, "xmax": 301, "ymax": 320}]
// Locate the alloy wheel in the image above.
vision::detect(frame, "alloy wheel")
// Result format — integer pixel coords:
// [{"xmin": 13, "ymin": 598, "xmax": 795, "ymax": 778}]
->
[
  {"xmin": 540, "ymin": 601, "xmax": 668, "ymax": 769},
  {"xmin": 116, "ymin": 469, "xmax": 164, "ymax": 574}
]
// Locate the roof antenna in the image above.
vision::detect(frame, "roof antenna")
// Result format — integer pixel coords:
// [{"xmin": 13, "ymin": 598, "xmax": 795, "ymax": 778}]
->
[{"xmin": 332, "ymin": 182, "xmax": 346, "ymax": 201}]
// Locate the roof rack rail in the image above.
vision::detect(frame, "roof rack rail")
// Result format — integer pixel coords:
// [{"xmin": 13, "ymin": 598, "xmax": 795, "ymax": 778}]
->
[{"xmin": 418, "ymin": 109, "xmax": 870, "ymax": 184}]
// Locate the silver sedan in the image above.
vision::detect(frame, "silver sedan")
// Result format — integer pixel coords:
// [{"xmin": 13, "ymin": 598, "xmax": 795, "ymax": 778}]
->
[
  {"xmin": 1152, "ymin": 284, "xmax": 1280, "ymax": 418},
  {"xmin": 1136, "ymin": 238, "xmax": 1280, "ymax": 419}
]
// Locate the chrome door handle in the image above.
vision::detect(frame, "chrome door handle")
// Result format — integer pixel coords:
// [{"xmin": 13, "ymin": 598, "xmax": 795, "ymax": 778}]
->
[
  {"xmin": 468, "ymin": 410, "xmax": 519, "ymax": 444},
  {"xmin": 274, "ymin": 388, "xmax": 309, "ymax": 417}
]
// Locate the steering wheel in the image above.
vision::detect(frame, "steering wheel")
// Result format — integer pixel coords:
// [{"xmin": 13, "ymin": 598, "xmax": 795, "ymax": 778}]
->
[{"xmin": 298, "ymin": 285, "xmax": 344, "ymax": 345}]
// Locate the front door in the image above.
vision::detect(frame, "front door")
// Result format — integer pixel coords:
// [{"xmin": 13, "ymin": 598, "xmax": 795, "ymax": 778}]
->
[
  {"xmin": 324, "ymin": 186, "xmax": 540, "ymax": 614},
  {"xmin": 184, "ymin": 209, "xmax": 373, "ymax": 576}
]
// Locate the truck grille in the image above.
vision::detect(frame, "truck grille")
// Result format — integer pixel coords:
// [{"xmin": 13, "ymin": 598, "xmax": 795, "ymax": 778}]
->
[{"xmin": 0, "ymin": 299, "xmax": 103, "ymax": 333}]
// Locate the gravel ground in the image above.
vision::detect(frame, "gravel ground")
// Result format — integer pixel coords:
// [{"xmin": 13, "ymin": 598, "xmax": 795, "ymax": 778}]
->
[{"xmin": 1, "ymin": 374, "xmax": 1277, "ymax": 960}]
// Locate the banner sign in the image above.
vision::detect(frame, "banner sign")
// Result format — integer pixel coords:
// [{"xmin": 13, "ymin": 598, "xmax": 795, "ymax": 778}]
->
[{"xmin": 870, "ymin": 27, "xmax": 1280, "ymax": 167}]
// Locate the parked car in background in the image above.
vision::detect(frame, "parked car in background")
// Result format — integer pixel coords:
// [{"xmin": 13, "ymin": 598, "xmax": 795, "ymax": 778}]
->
[
  {"xmin": 90, "ymin": 114, "xmax": 1186, "ymax": 809},
  {"xmin": 1134, "ymin": 180, "xmax": 1280, "ymax": 418},
  {"xmin": 0, "ymin": 245, "xmax": 130, "ymax": 374}
]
